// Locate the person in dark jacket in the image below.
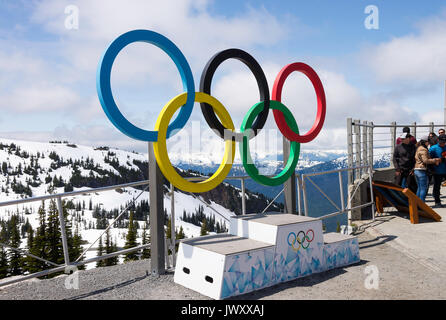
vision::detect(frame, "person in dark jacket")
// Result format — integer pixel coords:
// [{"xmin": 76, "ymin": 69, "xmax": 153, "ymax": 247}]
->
[
  {"xmin": 393, "ymin": 133, "xmax": 416, "ymax": 192},
  {"xmin": 396, "ymin": 127, "xmax": 417, "ymax": 145},
  {"xmin": 429, "ymin": 134, "xmax": 446, "ymax": 207}
]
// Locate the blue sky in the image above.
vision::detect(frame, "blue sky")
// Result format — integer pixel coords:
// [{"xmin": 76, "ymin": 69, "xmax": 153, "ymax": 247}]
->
[{"xmin": 0, "ymin": 0, "xmax": 445, "ymax": 153}]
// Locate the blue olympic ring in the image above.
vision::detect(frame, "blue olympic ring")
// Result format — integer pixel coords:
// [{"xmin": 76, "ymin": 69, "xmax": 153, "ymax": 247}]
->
[{"xmin": 96, "ymin": 29, "xmax": 195, "ymax": 142}]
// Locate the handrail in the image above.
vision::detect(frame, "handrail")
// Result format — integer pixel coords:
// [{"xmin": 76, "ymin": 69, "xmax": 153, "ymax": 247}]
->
[
  {"xmin": 301, "ymin": 165, "xmax": 375, "ymax": 224},
  {"xmin": 0, "ymin": 179, "xmax": 150, "ymax": 208}
]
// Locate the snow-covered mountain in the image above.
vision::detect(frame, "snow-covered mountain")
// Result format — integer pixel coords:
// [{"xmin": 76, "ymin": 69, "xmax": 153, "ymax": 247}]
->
[
  {"xmin": 0, "ymin": 137, "xmax": 390, "ymax": 271},
  {"xmin": 0, "ymin": 138, "xmax": 258, "ymax": 268}
]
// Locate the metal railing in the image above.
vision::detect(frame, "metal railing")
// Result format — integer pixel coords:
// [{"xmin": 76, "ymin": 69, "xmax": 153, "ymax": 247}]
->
[
  {"xmin": 346, "ymin": 119, "xmax": 445, "ymax": 185},
  {"xmin": 0, "ymin": 180, "xmax": 152, "ymax": 288},
  {"xmin": 301, "ymin": 165, "xmax": 375, "ymax": 224},
  {"xmin": 0, "ymin": 172, "xmax": 283, "ymax": 287},
  {"xmin": 0, "ymin": 165, "xmax": 373, "ymax": 287}
]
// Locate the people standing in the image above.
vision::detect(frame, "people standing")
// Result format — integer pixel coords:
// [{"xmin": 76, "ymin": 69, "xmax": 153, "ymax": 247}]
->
[
  {"xmin": 396, "ymin": 127, "xmax": 417, "ymax": 145},
  {"xmin": 428, "ymin": 132, "xmax": 438, "ymax": 148},
  {"xmin": 414, "ymin": 136, "xmax": 441, "ymax": 202},
  {"xmin": 393, "ymin": 133, "xmax": 417, "ymax": 192},
  {"xmin": 429, "ymin": 134, "xmax": 446, "ymax": 207}
]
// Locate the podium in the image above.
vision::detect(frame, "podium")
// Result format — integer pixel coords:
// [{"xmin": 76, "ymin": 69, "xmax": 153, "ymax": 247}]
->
[{"xmin": 174, "ymin": 213, "xmax": 360, "ymax": 299}]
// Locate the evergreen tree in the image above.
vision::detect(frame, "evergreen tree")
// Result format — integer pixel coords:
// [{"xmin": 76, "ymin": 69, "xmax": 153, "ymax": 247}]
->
[
  {"xmin": 110, "ymin": 238, "xmax": 119, "ymax": 265},
  {"xmin": 166, "ymin": 217, "xmax": 173, "ymax": 241},
  {"xmin": 177, "ymin": 226, "xmax": 186, "ymax": 240},
  {"xmin": 26, "ymin": 204, "xmax": 48, "ymax": 274},
  {"xmin": 69, "ymin": 223, "xmax": 85, "ymax": 270},
  {"xmin": 123, "ymin": 211, "xmax": 138, "ymax": 262},
  {"xmin": 174, "ymin": 226, "xmax": 186, "ymax": 253},
  {"xmin": 141, "ymin": 222, "xmax": 150, "ymax": 259},
  {"xmin": 8, "ymin": 215, "xmax": 23, "ymax": 275},
  {"xmin": 104, "ymin": 228, "xmax": 118, "ymax": 266},
  {"xmin": 200, "ymin": 218, "xmax": 209, "ymax": 236},
  {"xmin": 0, "ymin": 224, "xmax": 8, "ymax": 279},
  {"xmin": 23, "ymin": 227, "xmax": 34, "ymax": 274},
  {"xmin": 46, "ymin": 200, "xmax": 63, "ymax": 265},
  {"xmin": 96, "ymin": 236, "xmax": 105, "ymax": 268},
  {"xmin": 0, "ymin": 247, "xmax": 7, "ymax": 279}
]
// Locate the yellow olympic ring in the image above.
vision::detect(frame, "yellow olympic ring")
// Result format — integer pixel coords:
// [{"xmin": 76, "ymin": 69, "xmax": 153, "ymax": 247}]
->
[{"xmin": 153, "ymin": 92, "xmax": 236, "ymax": 193}]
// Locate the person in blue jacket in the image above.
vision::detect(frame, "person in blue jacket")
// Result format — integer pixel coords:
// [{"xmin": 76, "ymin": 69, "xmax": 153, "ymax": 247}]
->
[{"xmin": 429, "ymin": 134, "xmax": 446, "ymax": 207}]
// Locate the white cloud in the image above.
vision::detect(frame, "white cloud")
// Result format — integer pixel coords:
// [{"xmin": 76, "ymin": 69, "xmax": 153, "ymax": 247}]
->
[
  {"xmin": 30, "ymin": 0, "xmax": 289, "ymax": 76},
  {"xmin": 420, "ymin": 109, "xmax": 444, "ymax": 125},
  {"xmin": 362, "ymin": 12, "xmax": 446, "ymax": 84},
  {"xmin": 0, "ymin": 0, "xmax": 293, "ymax": 134},
  {"xmin": 1, "ymin": 0, "xmax": 439, "ymax": 153},
  {"xmin": 210, "ymin": 62, "xmax": 419, "ymax": 130},
  {"xmin": 0, "ymin": 84, "xmax": 80, "ymax": 113}
]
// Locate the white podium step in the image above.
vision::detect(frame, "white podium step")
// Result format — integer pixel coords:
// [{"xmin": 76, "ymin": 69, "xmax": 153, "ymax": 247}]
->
[
  {"xmin": 174, "ymin": 234, "xmax": 275, "ymax": 300},
  {"xmin": 323, "ymin": 232, "xmax": 360, "ymax": 270},
  {"xmin": 174, "ymin": 213, "xmax": 360, "ymax": 299},
  {"xmin": 229, "ymin": 213, "xmax": 321, "ymax": 244}
]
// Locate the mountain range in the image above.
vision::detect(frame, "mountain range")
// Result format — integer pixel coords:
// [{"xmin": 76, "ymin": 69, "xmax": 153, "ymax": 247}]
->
[{"xmin": 0, "ymin": 137, "xmax": 391, "ymax": 269}]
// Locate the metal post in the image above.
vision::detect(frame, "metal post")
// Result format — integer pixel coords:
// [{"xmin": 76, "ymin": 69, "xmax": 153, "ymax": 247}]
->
[
  {"xmin": 354, "ymin": 119, "xmax": 361, "ymax": 180},
  {"xmin": 302, "ymin": 176, "xmax": 309, "ymax": 217},
  {"xmin": 339, "ymin": 171, "xmax": 345, "ymax": 213},
  {"xmin": 164, "ymin": 234, "xmax": 169, "ymax": 269},
  {"xmin": 56, "ymin": 197, "xmax": 70, "ymax": 267},
  {"xmin": 430, "ymin": 122, "xmax": 435, "ymax": 134},
  {"xmin": 390, "ymin": 121, "xmax": 396, "ymax": 168},
  {"xmin": 283, "ymin": 136, "xmax": 297, "ymax": 214},
  {"xmin": 347, "ymin": 118, "xmax": 354, "ymax": 185},
  {"xmin": 170, "ymin": 183, "xmax": 176, "ymax": 267},
  {"xmin": 296, "ymin": 176, "xmax": 302, "ymax": 215},
  {"xmin": 412, "ymin": 122, "xmax": 417, "ymax": 140},
  {"xmin": 148, "ymin": 142, "xmax": 165, "ymax": 275},
  {"xmin": 362, "ymin": 121, "xmax": 368, "ymax": 176},
  {"xmin": 368, "ymin": 166, "xmax": 376, "ymax": 221},
  {"xmin": 241, "ymin": 178, "xmax": 246, "ymax": 215},
  {"xmin": 368, "ymin": 122, "xmax": 374, "ymax": 170}
]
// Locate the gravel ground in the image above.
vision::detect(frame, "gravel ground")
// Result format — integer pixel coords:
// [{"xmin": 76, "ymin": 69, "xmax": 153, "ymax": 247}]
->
[{"xmin": 1, "ymin": 231, "xmax": 445, "ymax": 300}]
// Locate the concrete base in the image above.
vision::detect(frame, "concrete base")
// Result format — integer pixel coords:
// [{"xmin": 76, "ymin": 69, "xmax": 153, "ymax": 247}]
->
[{"xmin": 174, "ymin": 213, "xmax": 360, "ymax": 299}]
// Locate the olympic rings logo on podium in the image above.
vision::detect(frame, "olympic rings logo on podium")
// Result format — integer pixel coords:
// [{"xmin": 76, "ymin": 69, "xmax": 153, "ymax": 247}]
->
[
  {"xmin": 287, "ymin": 229, "xmax": 315, "ymax": 253},
  {"xmin": 96, "ymin": 29, "xmax": 326, "ymax": 193}
]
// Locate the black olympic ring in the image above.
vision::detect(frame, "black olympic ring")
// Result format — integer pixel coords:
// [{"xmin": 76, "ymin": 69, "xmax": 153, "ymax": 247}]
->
[{"xmin": 199, "ymin": 48, "xmax": 270, "ymax": 141}]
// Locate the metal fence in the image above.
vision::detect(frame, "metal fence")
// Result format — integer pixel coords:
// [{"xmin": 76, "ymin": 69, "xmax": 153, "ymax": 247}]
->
[
  {"xmin": 0, "ymin": 165, "xmax": 373, "ymax": 288},
  {"xmin": 346, "ymin": 118, "xmax": 445, "ymax": 185}
]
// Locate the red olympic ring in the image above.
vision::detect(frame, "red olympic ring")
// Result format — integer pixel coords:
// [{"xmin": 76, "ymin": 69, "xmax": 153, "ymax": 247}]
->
[
  {"xmin": 272, "ymin": 62, "xmax": 326, "ymax": 143},
  {"xmin": 305, "ymin": 229, "xmax": 314, "ymax": 242}
]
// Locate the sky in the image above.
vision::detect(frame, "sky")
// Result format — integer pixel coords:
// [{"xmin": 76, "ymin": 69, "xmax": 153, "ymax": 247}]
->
[{"xmin": 0, "ymin": 0, "xmax": 446, "ymax": 156}]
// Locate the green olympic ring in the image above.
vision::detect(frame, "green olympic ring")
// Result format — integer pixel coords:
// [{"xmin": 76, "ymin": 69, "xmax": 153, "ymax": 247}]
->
[{"xmin": 240, "ymin": 100, "xmax": 300, "ymax": 186}]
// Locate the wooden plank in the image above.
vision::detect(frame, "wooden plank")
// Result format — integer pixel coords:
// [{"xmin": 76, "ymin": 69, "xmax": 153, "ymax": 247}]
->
[
  {"xmin": 373, "ymin": 180, "xmax": 441, "ymax": 223},
  {"xmin": 402, "ymin": 189, "xmax": 419, "ymax": 224},
  {"xmin": 415, "ymin": 198, "xmax": 442, "ymax": 222},
  {"xmin": 374, "ymin": 191, "xmax": 385, "ymax": 213},
  {"xmin": 372, "ymin": 181, "xmax": 404, "ymax": 192},
  {"xmin": 408, "ymin": 195, "xmax": 419, "ymax": 224}
]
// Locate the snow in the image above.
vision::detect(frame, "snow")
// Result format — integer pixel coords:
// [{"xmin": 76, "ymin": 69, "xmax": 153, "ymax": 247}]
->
[
  {"xmin": 0, "ymin": 137, "xmax": 353, "ymax": 273},
  {"xmin": 0, "ymin": 137, "xmax": 237, "ymax": 271}
]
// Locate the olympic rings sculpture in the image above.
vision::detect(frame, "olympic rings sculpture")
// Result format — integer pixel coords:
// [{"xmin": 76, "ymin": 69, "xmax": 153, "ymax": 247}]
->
[
  {"xmin": 287, "ymin": 229, "xmax": 315, "ymax": 253},
  {"xmin": 96, "ymin": 30, "xmax": 326, "ymax": 193}
]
